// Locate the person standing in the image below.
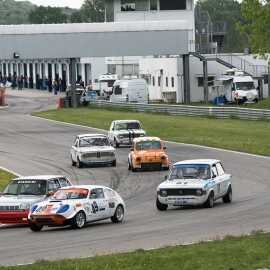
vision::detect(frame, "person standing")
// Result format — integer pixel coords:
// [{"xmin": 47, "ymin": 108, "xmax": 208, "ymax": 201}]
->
[
  {"xmin": 58, "ymin": 77, "xmax": 62, "ymax": 92},
  {"xmin": 53, "ymin": 79, "xmax": 57, "ymax": 95},
  {"xmin": 11, "ymin": 75, "xmax": 16, "ymax": 89},
  {"xmin": 48, "ymin": 77, "xmax": 52, "ymax": 92}
]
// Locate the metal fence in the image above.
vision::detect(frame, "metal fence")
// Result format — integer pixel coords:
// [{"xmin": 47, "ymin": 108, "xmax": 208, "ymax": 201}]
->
[{"xmin": 88, "ymin": 100, "xmax": 270, "ymax": 121}]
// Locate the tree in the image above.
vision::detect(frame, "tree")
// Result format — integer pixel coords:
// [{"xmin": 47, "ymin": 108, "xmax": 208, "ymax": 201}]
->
[
  {"xmin": 195, "ymin": 0, "xmax": 248, "ymax": 53},
  {"xmin": 70, "ymin": 0, "xmax": 105, "ymax": 23},
  {"xmin": 236, "ymin": 0, "xmax": 270, "ymax": 63},
  {"xmin": 28, "ymin": 6, "xmax": 67, "ymax": 24}
]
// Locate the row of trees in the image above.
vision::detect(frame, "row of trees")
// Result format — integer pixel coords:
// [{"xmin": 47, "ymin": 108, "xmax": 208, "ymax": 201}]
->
[{"xmin": 0, "ymin": 0, "xmax": 268, "ymax": 63}]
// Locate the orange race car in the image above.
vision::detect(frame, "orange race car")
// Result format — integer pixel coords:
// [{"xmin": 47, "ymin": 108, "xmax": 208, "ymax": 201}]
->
[{"xmin": 128, "ymin": 137, "xmax": 169, "ymax": 172}]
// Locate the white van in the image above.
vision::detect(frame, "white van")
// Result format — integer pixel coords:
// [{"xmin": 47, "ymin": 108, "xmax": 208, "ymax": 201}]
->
[{"xmin": 110, "ymin": 78, "xmax": 148, "ymax": 104}]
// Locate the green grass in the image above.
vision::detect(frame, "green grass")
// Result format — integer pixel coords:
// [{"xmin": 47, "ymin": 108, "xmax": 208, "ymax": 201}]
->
[
  {"xmin": 1, "ymin": 231, "xmax": 270, "ymax": 269},
  {"xmin": 0, "ymin": 169, "xmax": 17, "ymax": 192},
  {"xmin": 31, "ymin": 105, "xmax": 270, "ymax": 157}
]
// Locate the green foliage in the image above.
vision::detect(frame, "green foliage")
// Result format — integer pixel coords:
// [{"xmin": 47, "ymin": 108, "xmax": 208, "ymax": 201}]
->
[
  {"xmin": 236, "ymin": 0, "xmax": 270, "ymax": 63},
  {"xmin": 70, "ymin": 0, "xmax": 105, "ymax": 23},
  {"xmin": 229, "ymin": 114, "xmax": 240, "ymax": 120},
  {"xmin": 195, "ymin": 0, "xmax": 249, "ymax": 53},
  {"xmin": 28, "ymin": 6, "xmax": 67, "ymax": 24},
  {"xmin": 0, "ymin": 169, "xmax": 17, "ymax": 192}
]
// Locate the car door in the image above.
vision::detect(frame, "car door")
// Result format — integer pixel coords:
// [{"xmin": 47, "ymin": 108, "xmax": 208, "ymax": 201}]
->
[
  {"xmin": 103, "ymin": 188, "xmax": 119, "ymax": 217},
  {"xmin": 71, "ymin": 137, "xmax": 79, "ymax": 161},
  {"xmin": 86, "ymin": 188, "xmax": 109, "ymax": 221},
  {"xmin": 211, "ymin": 165, "xmax": 220, "ymax": 199},
  {"xmin": 108, "ymin": 122, "xmax": 115, "ymax": 142},
  {"xmin": 215, "ymin": 162, "xmax": 228, "ymax": 195}
]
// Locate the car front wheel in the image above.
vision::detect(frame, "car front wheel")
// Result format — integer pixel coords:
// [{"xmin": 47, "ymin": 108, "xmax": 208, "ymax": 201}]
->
[
  {"xmin": 71, "ymin": 155, "xmax": 76, "ymax": 166},
  {"xmin": 114, "ymin": 138, "xmax": 120, "ymax": 148},
  {"xmin": 128, "ymin": 159, "xmax": 131, "ymax": 170},
  {"xmin": 28, "ymin": 219, "xmax": 43, "ymax": 232},
  {"xmin": 76, "ymin": 157, "xmax": 83, "ymax": 168},
  {"xmin": 222, "ymin": 185, "xmax": 232, "ymax": 203},
  {"xmin": 111, "ymin": 159, "xmax": 116, "ymax": 167},
  {"xmin": 203, "ymin": 191, "xmax": 214, "ymax": 208},
  {"xmin": 111, "ymin": 205, "xmax": 124, "ymax": 223},
  {"xmin": 70, "ymin": 211, "xmax": 85, "ymax": 229},
  {"xmin": 156, "ymin": 197, "xmax": 168, "ymax": 211}
]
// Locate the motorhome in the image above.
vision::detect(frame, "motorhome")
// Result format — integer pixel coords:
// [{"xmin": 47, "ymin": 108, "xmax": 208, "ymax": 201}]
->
[
  {"xmin": 110, "ymin": 77, "xmax": 149, "ymax": 104},
  {"xmin": 92, "ymin": 73, "xmax": 119, "ymax": 96},
  {"xmin": 220, "ymin": 68, "xmax": 258, "ymax": 103}
]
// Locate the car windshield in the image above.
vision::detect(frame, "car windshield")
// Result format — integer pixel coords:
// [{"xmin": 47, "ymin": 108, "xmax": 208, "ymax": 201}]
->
[
  {"xmin": 167, "ymin": 164, "xmax": 210, "ymax": 180},
  {"xmin": 2, "ymin": 180, "xmax": 47, "ymax": 195},
  {"xmin": 116, "ymin": 122, "xmax": 141, "ymax": 130},
  {"xmin": 136, "ymin": 141, "xmax": 161, "ymax": 150},
  {"xmin": 79, "ymin": 137, "xmax": 109, "ymax": 147},
  {"xmin": 51, "ymin": 188, "xmax": 88, "ymax": 200}
]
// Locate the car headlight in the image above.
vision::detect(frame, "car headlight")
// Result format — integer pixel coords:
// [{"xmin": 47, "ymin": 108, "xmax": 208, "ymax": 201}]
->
[
  {"xmin": 20, "ymin": 203, "xmax": 31, "ymax": 210},
  {"xmin": 161, "ymin": 155, "xmax": 166, "ymax": 160},
  {"xmin": 140, "ymin": 134, "xmax": 146, "ymax": 137},
  {"xmin": 110, "ymin": 152, "xmax": 115, "ymax": 157},
  {"xmin": 56, "ymin": 204, "xmax": 70, "ymax": 214},
  {"xmin": 117, "ymin": 135, "xmax": 123, "ymax": 139},
  {"xmin": 136, "ymin": 157, "xmax": 141, "ymax": 161},
  {"xmin": 160, "ymin": 189, "xmax": 167, "ymax": 197},
  {"xmin": 82, "ymin": 153, "xmax": 87, "ymax": 158},
  {"xmin": 195, "ymin": 189, "xmax": 203, "ymax": 196}
]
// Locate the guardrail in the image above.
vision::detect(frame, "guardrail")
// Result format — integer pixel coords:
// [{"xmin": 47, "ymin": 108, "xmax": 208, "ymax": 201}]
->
[{"xmin": 88, "ymin": 100, "xmax": 270, "ymax": 121}]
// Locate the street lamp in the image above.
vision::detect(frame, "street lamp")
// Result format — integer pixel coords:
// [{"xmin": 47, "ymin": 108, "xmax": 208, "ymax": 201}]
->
[{"xmin": 65, "ymin": 6, "xmax": 70, "ymax": 23}]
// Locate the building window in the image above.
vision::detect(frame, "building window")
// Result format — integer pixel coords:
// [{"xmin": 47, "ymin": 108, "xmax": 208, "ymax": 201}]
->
[
  {"xmin": 105, "ymin": 0, "xmax": 114, "ymax": 22},
  {"xmin": 152, "ymin": 76, "xmax": 155, "ymax": 86},
  {"xmin": 158, "ymin": 76, "xmax": 160, "ymax": 86},
  {"xmin": 160, "ymin": 0, "xmax": 186, "ymax": 10},
  {"xmin": 198, "ymin": 76, "xmax": 214, "ymax": 87},
  {"xmin": 171, "ymin": 77, "xmax": 174, "ymax": 87},
  {"xmin": 166, "ymin": 77, "xmax": 168, "ymax": 87},
  {"xmin": 150, "ymin": 0, "xmax": 157, "ymax": 10},
  {"xmin": 121, "ymin": 0, "xmax": 148, "ymax": 11}
]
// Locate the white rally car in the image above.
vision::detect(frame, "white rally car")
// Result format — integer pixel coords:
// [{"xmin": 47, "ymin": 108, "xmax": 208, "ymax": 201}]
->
[
  {"xmin": 71, "ymin": 134, "xmax": 116, "ymax": 168},
  {"xmin": 156, "ymin": 159, "xmax": 232, "ymax": 210},
  {"xmin": 108, "ymin": 120, "xmax": 146, "ymax": 148},
  {"xmin": 28, "ymin": 185, "xmax": 126, "ymax": 231}
]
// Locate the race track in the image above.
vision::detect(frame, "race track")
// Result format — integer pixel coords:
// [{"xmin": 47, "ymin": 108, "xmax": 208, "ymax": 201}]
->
[{"xmin": 0, "ymin": 93, "xmax": 269, "ymax": 266}]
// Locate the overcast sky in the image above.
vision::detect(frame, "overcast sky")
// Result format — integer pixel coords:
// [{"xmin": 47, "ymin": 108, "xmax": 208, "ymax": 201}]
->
[{"xmin": 16, "ymin": 0, "xmax": 85, "ymax": 9}]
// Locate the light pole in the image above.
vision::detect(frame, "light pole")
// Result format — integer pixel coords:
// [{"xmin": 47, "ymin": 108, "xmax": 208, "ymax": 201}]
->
[{"xmin": 65, "ymin": 6, "xmax": 70, "ymax": 23}]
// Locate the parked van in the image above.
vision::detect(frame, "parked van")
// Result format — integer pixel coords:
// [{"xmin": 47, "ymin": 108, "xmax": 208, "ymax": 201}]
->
[{"xmin": 110, "ymin": 77, "xmax": 148, "ymax": 104}]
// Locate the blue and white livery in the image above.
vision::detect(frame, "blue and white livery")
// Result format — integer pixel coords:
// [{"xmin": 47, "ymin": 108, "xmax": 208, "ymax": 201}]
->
[{"xmin": 156, "ymin": 159, "xmax": 232, "ymax": 210}]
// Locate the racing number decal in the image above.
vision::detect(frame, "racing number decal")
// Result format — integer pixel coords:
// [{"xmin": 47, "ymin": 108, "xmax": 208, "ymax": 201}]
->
[
  {"xmin": 91, "ymin": 201, "xmax": 99, "ymax": 213},
  {"xmin": 35, "ymin": 206, "xmax": 47, "ymax": 213}
]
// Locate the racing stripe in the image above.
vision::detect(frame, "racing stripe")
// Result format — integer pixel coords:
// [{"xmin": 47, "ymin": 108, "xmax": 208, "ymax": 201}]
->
[
  {"xmin": 128, "ymin": 129, "xmax": 131, "ymax": 143},
  {"xmin": 130, "ymin": 129, "xmax": 135, "ymax": 139}
]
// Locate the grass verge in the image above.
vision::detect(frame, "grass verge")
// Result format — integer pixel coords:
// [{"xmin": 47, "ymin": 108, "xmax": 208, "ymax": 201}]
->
[{"xmin": 0, "ymin": 169, "xmax": 17, "ymax": 191}]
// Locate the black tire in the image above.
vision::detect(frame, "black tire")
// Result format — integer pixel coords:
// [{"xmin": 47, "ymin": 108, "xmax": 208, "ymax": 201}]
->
[
  {"xmin": 111, "ymin": 205, "xmax": 124, "ymax": 223},
  {"xmin": 203, "ymin": 191, "xmax": 214, "ymax": 208},
  {"xmin": 71, "ymin": 155, "xmax": 76, "ymax": 166},
  {"xmin": 28, "ymin": 219, "xmax": 43, "ymax": 231},
  {"xmin": 164, "ymin": 165, "xmax": 169, "ymax": 171},
  {"xmin": 128, "ymin": 159, "xmax": 131, "ymax": 170},
  {"xmin": 111, "ymin": 159, "xmax": 116, "ymax": 167},
  {"xmin": 70, "ymin": 211, "xmax": 85, "ymax": 229},
  {"xmin": 131, "ymin": 162, "xmax": 137, "ymax": 172},
  {"xmin": 76, "ymin": 157, "xmax": 83, "ymax": 169},
  {"xmin": 114, "ymin": 138, "xmax": 120, "ymax": 148},
  {"xmin": 156, "ymin": 196, "xmax": 168, "ymax": 211},
  {"xmin": 222, "ymin": 185, "xmax": 232, "ymax": 203}
]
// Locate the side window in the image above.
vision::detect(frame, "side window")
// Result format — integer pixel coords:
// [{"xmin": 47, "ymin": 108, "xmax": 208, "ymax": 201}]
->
[
  {"xmin": 104, "ymin": 188, "xmax": 116, "ymax": 198},
  {"xmin": 58, "ymin": 177, "xmax": 71, "ymax": 187},
  {"xmin": 212, "ymin": 166, "xmax": 218, "ymax": 178},
  {"xmin": 216, "ymin": 163, "xmax": 225, "ymax": 175},
  {"xmin": 89, "ymin": 188, "xmax": 104, "ymax": 199},
  {"xmin": 48, "ymin": 180, "xmax": 61, "ymax": 192}
]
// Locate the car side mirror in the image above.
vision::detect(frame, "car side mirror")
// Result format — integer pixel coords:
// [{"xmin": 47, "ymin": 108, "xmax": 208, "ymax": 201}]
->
[
  {"xmin": 112, "ymin": 128, "xmax": 114, "ymax": 131},
  {"xmin": 47, "ymin": 191, "xmax": 55, "ymax": 197},
  {"xmin": 0, "ymin": 192, "xmax": 2, "ymax": 195},
  {"xmin": 165, "ymin": 175, "xmax": 167, "ymax": 180},
  {"xmin": 212, "ymin": 174, "xmax": 216, "ymax": 178},
  {"xmin": 73, "ymin": 143, "xmax": 77, "ymax": 147},
  {"xmin": 163, "ymin": 147, "xmax": 166, "ymax": 150}
]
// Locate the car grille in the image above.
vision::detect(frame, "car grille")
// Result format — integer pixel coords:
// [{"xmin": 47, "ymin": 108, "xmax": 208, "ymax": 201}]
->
[
  {"xmin": 0, "ymin": 206, "xmax": 20, "ymax": 210},
  {"xmin": 85, "ymin": 152, "xmax": 111, "ymax": 158},
  {"xmin": 165, "ymin": 189, "xmax": 198, "ymax": 196},
  {"xmin": 121, "ymin": 134, "xmax": 144, "ymax": 139}
]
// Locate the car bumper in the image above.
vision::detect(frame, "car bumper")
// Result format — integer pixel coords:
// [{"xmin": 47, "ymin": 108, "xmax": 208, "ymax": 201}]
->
[
  {"xmin": 158, "ymin": 195, "xmax": 208, "ymax": 206},
  {"xmin": 0, "ymin": 210, "xmax": 29, "ymax": 224},
  {"xmin": 134, "ymin": 162, "xmax": 169, "ymax": 169},
  {"xmin": 81, "ymin": 158, "xmax": 116, "ymax": 165},
  {"xmin": 30, "ymin": 214, "xmax": 67, "ymax": 226}
]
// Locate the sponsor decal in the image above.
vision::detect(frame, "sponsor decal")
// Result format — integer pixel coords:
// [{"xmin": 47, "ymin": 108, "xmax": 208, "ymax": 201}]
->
[
  {"xmin": 109, "ymin": 202, "xmax": 115, "ymax": 208},
  {"xmin": 18, "ymin": 181, "xmax": 37, "ymax": 184},
  {"xmin": 91, "ymin": 201, "xmax": 99, "ymax": 213},
  {"xmin": 204, "ymin": 180, "xmax": 216, "ymax": 189},
  {"xmin": 76, "ymin": 203, "xmax": 82, "ymax": 207}
]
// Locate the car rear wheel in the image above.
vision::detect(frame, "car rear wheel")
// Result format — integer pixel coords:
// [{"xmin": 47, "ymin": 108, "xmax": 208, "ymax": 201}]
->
[
  {"xmin": 131, "ymin": 162, "xmax": 137, "ymax": 172},
  {"xmin": 163, "ymin": 165, "xmax": 169, "ymax": 171},
  {"xmin": 156, "ymin": 197, "xmax": 168, "ymax": 211},
  {"xmin": 28, "ymin": 219, "xmax": 43, "ymax": 231},
  {"xmin": 203, "ymin": 191, "xmax": 214, "ymax": 208},
  {"xmin": 222, "ymin": 185, "xmax": 232, "ymax": 203},
  {"xmin": 114, "ymin": 138, "xmax": 120, "ymax": 148},
  {"xmin": 76, "ymin": 157, "xmax": 83, "ymax": 168},
  {"xmin": 70, "ymin": 211, "xmax": 85, "ymax": 229},
  {"xmin": 111, "ymin": 205, "xmax": 124, "ymax": 223},
  {"xmin": 111, "ymin": 159, "xmax": 116, "ymax": 167},
  {"xmin": 128, "ymin": 159, "xmax": 131, "ymax": 170},
  {"xmin": 71, "ymin": 155, "xmax": 76, "ymax": 166}
]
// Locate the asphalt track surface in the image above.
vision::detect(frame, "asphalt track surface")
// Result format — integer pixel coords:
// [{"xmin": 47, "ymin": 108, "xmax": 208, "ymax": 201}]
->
[{"xmin": 0, "ymin": 88, "xmax": 269, "ymax": 266}]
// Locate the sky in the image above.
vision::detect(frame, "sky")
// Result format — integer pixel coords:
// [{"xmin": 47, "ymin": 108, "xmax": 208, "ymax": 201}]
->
[{"xmin": 16, "ymin": 0, "xmax": 85, "ymax": 9}]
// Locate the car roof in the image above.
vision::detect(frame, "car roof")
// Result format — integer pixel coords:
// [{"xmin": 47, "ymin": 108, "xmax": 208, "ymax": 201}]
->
[
  {"xmin": 133, "ymin": 136, "xmax": 161, "ymax": 143},
  {"xmin": 12, "ymin": 175, "xmax": 67, "ymax": 180},
  {"xmin": 172, "ymin": 159, "xmax": 221, "ymax": 166},
  {"xmin": 114, "ymin": 120, "xmax": 140, "ymax": 123},
  {"xmin": 59, "ymin": 185, "xmax": 112, "ymax": 190},
  {"xmin": 77, "ymin": 134, "xmax": 107, "ymax": 138}
]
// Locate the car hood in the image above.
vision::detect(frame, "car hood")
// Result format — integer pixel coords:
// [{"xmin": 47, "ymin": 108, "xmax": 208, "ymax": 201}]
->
[
  {"xmin": 158, "ymin": 179, "xmax": 215, "ymax": 189},
  {"xmin": 75, "ymin": 146, "xmax": 115, "ymax": 152},
  {"xmin": 0, "ymin": 195, "xmax": 45, "ymax": 205}
]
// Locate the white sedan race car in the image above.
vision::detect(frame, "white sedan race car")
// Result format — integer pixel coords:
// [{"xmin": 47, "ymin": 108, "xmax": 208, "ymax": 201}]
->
[
  {"xmin": 28, "ymin": 185, "xmax": 126, "ymax": 231},
  {"xmin": 156, "ymin": 159, "xmax": 232, "ymax": 210},
  {"xmin": 71, "ymin": 134, "xmax": 116, "ymax": 168}
]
